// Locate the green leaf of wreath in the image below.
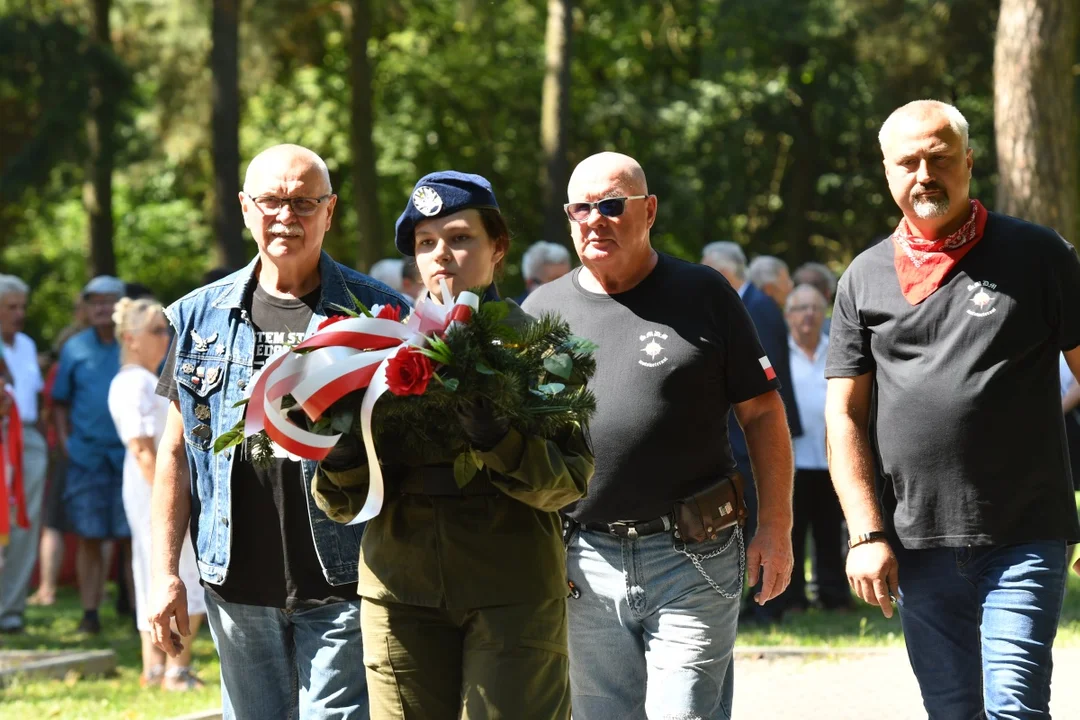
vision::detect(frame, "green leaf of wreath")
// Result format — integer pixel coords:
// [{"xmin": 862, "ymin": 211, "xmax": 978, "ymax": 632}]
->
[
  {"xmin": 475, "ymin": 361, "xmax": 497, "ymax": 375},
  {"xmin": 454, "ymin": 452, "xmax": 478, "ymax": 487},
  {"xmin": 479, "ymin": 300, "xmax": 510, "ymax": 324},
  {"xmin": 213, "ymin": 419, "xmax": 246, "ymax": 454},
  {"xmin": 565, "ymin": 335, "xmax": 599, "ymax": 355},
  {"xmin": 536, "ymin": 382, "xmax": 566, "ymax": 396},
  {"xmin": 347, "ymin": 290, "xmax": 374, "ymax": 318},
  {"xmin": 543, "ymin": 353, "xmax": 574, "ymax": 380},
  {"xmin": 326, "ymin": 302, "xmax": 360, "ymax": 318}
]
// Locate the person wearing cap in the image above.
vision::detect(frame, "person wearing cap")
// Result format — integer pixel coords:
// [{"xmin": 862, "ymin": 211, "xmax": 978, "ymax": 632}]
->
[
  {"xmin": 148, "ymin": 144, "xmax": 406, "ymax": 719},
  {"xmin": 312, "ymin": 170, "xmax": 594, "ymax": 719},
  {"xmin": 51, "ymin": 274, "xmax": 128, "ymax": 635}
]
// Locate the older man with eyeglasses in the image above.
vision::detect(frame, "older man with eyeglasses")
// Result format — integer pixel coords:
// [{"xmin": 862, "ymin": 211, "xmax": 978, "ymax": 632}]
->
[
  {"xmin": 524, "ymin": 152, "xmax": 794, "ymax": 719},
  {"xmin": 148, "ymin": 144, "xmax": 407, "ymax": 718}
]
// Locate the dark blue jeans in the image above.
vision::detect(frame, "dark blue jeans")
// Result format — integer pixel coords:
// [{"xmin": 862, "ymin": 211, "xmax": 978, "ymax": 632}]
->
[{"xmin": 896, "ymin": 541, "xmax": 1069, "ymax": 720}]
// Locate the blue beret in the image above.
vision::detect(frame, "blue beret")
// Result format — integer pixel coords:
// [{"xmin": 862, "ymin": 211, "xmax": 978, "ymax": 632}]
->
[{"xmin": 395, "ymin": 171, "xmax": 500, "ymax": 255}]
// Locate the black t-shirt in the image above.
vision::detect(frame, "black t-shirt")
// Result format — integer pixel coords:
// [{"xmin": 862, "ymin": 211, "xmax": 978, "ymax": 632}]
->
[
  {"xmin": 158, "ymin": 284, "xmax": 349, "ymax": 609},
  {"xmin": 524, "ymin": 252, "xmax": 780, "ymax": 524},
  {"xmin": 826, "ymin": 212, "xmax": 1080, "ymax": 549}
]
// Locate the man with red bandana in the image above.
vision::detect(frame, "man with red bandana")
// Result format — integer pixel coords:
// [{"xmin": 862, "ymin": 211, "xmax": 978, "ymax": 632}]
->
[{"xmin": 826, "ymin": 99, "xmax": 1080, "ymax": 718}]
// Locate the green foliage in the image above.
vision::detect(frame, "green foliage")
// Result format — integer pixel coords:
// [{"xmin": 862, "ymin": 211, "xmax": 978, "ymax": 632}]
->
[
  {"xmin": 364, "ymin": 300, "xmax": 597, "ymax": 466},
  {"xmin": 0, "ymin": 13, "xmax": 133, "ymax": 197}
]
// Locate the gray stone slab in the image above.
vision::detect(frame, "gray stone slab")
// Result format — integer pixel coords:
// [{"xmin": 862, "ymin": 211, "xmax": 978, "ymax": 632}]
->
[{"xmin": 0, "ymin": 649, "xmax": 116, "ymax": 686}]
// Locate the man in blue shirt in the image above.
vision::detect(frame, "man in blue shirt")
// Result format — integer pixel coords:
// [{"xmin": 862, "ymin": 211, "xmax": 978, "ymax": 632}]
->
[{"xmin": 51, "ymin": 275, "xmax": 127, "ymax": 635}]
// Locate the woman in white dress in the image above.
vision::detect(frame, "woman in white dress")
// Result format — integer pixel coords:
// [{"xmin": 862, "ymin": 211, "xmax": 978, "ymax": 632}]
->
[{"xmin": 107, "ymin": 297, "xmax": 206, "ymax": 691}]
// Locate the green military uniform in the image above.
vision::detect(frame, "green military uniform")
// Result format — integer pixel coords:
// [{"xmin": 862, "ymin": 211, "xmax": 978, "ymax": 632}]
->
[{"xmin": 312, "ymin": 301, "xmax": 593, "ymax": 720}]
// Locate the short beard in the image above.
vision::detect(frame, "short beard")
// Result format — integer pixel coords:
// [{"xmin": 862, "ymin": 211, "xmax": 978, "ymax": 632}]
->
[{"xmin": 911, "ymin": 194, "xmax": 950, "ymax": 219}]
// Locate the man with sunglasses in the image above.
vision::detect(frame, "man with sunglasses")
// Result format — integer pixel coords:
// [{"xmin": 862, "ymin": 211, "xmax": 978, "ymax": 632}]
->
[
  {"xmin": 524, "ymin": 151, "xmax": 794, "ymax": 719},
  {"xmin": 149, "ymin": 144, "xmax": 406, "ymax": 718}
]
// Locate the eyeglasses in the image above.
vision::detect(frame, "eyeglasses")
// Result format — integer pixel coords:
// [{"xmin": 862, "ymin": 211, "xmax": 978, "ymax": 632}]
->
[
  {"xmin": 788, "ymin": 304, "xmax": 825, "ymax": 315},
  {"xmin": 246, "ymin": 194, "xmax": 332, "ymax": 217},
  {"xmin": 564, "ymin": 195, "xmax": 649, "ymax": 222}
]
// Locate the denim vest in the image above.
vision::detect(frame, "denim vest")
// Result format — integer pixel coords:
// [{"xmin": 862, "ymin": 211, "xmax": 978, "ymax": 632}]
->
[{"xmin": 164, "ymin": 252, "xmax": 407, "ymax": 587}]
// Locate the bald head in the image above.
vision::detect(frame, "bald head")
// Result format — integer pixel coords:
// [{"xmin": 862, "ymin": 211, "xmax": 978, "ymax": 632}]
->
[
  {"xmin": 243, "ymin": 144, "xmax": 332, "ymax": 196},
  {"xmin": 879, "ymin": 100, "xmax": 969, "ymax": 156},
  {"xmin": 568, "ymin": 152, "xmax": 649, "ymax": 197}
]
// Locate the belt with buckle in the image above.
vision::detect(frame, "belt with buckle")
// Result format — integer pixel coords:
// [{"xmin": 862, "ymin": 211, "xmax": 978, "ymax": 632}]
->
[{"xmin": 584, "ymin": 515, "xmax": 672, "ymax": 539}]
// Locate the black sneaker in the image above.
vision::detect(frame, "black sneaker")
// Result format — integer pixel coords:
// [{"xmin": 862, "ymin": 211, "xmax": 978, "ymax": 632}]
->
[{"xmin": 77, "ymin": 614, "xmax": 102, "ymax": 635}]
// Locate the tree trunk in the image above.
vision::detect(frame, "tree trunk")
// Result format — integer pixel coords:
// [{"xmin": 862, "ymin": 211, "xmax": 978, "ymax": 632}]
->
[
  {"xmin": 994, "ymin": 0, "xmax": 1079, "ymax": 243},
  {"xmin": 350, "ymin": 0, "xmax": 381, "ymax": 271},
  {"xmin": 540, "ymin": 0, "xmax": 573, "ymax": 248},
  {"xmin": 211, "ymin": 0, "xmax": 246, "ymax": 269},
  {"xmin": 84, "ymin": 0, "xmax": 115, "ymax": 278}
]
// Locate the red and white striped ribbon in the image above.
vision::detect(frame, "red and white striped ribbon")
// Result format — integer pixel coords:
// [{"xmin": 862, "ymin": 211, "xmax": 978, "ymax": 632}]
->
[{"xmin": 243, "ymin": 281, "xmax": 480, "ymax": 524}]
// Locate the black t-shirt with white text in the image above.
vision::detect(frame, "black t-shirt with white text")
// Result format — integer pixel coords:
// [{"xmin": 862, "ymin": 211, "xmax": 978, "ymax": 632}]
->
[
  {"xmin": 524, "ymin": 252, "xmax": 780, "ymax": 524},
  {"xmin": 826, "ymin": 212, "xmax": 1080, "ymax": 548},
  {"xmin": 159, "ymin": 284, "xmax": 350, "ymax": 609}
]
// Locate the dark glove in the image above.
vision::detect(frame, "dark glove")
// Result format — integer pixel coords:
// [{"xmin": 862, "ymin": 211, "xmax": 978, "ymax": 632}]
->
[
  {"xmin": 321, "ymin": 432, "xmax": 365, "ymax": 472},
  {"xmin": 286, "ymin": 403, "xmax": 366, "ymax": 472},
  {"xmin": 456, "ymin": 397, "xmax": 510, "ymax": 451}
]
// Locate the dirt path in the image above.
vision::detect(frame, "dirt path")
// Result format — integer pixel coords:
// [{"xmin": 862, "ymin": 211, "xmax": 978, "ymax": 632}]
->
[{"xmin": 731, "ymin": 648, "xmax": 1080, "ymax": 719}]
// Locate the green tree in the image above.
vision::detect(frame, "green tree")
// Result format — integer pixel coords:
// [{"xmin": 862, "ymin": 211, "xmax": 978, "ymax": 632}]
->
[
  {"xmin": 350, "ymin": 0, "xmax": 381, "ymax": 271},
  {"xmin": 211, "ymin": 0, "xmax": 246, "ymax": 268},
  {"xmin": 540, "ymin": 0, "xmax": 574, "ymax": 247},
  {"xmin": 994, "ymin": 0, "xmax": 1079, "ymax": 243}
]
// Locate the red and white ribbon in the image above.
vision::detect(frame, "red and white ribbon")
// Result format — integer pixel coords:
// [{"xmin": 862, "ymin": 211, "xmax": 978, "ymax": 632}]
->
[
  {"xmin": 244, "ymin": 280, "xmax": 480, "ymax": 524},
  {"xmin": 0, "ymin": 390, "xmax": 28, "ymax": 546}
]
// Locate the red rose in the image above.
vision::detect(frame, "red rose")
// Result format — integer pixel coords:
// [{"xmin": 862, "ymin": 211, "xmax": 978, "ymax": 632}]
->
[
  {"xmin": 376, "ymin": 304, "xmax": 401, "ymax": 322},
  {"xmin": 385, "ymin": 347, "xmax": 435, "ymax": 396},
  {"xmin": 317, "ymin": 315, "xmax": 349, "ymax": 331}
]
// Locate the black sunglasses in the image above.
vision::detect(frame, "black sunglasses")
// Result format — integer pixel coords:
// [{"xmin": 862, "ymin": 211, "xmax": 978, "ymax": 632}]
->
[{"xmin": 564, "ymin": 195, "xmax": 649, "ymax": 222}]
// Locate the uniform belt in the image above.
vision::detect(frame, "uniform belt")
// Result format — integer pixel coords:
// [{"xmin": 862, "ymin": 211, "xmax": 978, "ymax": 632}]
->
[
  {"xmin": 397, "ymin": 466, "xmax": 500, "ymax": 497},
  {"xmin": 583, "ymin": 515, "xmax": 672, "ymax": 539}
]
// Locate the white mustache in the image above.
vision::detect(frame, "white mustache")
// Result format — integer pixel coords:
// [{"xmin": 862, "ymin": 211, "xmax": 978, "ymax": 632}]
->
[{"xmin": 269, "ymin": 222, "xmax": 303, "ymax": 237}]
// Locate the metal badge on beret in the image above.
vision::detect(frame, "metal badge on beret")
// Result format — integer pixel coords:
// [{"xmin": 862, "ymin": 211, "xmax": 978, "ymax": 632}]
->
[{"xmin": 412, "ymin": 186, "xmax": 443, "ymax": 216}]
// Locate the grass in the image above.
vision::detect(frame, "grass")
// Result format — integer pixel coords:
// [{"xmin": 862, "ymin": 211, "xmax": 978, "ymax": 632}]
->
[
  {"xmin": 0, "ymin": 585, "xmax": 221, "ymax": 720},
  {"xmin": 2, "ymin": 550, "xmax": 1079, "ymax": 717}
]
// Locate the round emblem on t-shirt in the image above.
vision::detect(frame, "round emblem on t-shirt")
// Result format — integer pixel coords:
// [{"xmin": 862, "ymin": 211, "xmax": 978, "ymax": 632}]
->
[
  {"xmin": 638, "ymin": 330, "xmax": 670, "ymax": 368},
  {"xmin": 965, "ymin": 281, "xmax": 998, "ymax": 317},
  {"xmin": 412, "ymin": 186, "xmax": 443, "ymax": 217}
]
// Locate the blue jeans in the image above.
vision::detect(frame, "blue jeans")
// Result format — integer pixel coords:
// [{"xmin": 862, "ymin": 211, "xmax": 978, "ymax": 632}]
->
[
  {"xmin": 566, "ymin": 524, "xmax": 744, "ymax": 720},
  {"xmin": 204, "ymin": 594, "xmax": 368, "ymax": 720},
  {"xmin": 896, "ymin": 541, "xmax": 1069, "ymax": 720}
]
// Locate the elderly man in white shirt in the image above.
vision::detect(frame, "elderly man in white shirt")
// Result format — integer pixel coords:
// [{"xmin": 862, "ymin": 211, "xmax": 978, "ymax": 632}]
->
[
  {"xmin": 779, "ymin": 284, "xmax": 853, "ymax": 612},
  {"xmin": 0, "ymin": 274, "xmax": 47, "ymax": 633}
]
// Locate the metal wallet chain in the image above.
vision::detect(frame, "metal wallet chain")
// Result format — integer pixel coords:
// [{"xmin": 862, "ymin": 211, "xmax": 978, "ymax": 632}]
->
[{"xmin": 675, "ymin": 524, "xmax": 745, "ymax": 600}]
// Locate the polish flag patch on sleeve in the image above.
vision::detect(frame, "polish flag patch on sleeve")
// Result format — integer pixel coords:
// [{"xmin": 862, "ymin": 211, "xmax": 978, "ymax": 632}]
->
[{"xmin": 759, "ymin": 356, "xmax": 777, "ymax": 381}]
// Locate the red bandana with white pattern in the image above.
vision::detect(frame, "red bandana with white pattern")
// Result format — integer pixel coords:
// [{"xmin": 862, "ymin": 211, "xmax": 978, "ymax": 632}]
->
[{"xmin": 891, "ymin": 199, "xmax": 988, "ymax": 305}]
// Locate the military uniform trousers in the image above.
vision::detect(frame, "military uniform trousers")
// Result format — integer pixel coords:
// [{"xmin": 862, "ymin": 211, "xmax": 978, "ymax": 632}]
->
[{"xmin": 361, "ymin": 597, "xmax": 570, "ymax": 720}]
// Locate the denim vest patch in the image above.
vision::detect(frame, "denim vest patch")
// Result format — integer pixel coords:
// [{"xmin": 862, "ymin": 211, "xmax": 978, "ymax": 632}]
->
[{"xmin": 164, "ymin": 252, "xmax": 407, "ymax": 587}]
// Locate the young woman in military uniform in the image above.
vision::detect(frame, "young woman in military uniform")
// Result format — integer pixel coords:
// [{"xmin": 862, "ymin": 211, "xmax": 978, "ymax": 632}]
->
[{"xmin": 312, "ymin": 171, "xmax": 593, "ymax": 720}]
